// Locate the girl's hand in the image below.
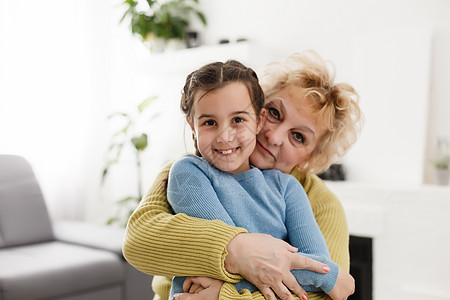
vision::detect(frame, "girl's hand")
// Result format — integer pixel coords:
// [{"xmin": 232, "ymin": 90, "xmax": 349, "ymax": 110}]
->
[
  {"xmin": 327, "ymin": 267, "xmax": 355, "ymax": 300},
  {"xmin": 173, "ymin": 276, "xmax": 223, "ymax": 300},
  {"xmin": 225, "ymin": 233, "xmax": 330, "ymax": 300}
]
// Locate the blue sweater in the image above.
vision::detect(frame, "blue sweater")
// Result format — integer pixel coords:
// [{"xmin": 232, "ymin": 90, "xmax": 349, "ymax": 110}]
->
[{"xmin": 167, "ymin": 155, "xmax": 339, "ymax": 298}]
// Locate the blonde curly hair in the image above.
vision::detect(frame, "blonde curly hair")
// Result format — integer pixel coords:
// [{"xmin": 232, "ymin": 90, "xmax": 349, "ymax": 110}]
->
[{"xmin": 260, "ymin": 51, "xmax": 364, "ymax": 174}]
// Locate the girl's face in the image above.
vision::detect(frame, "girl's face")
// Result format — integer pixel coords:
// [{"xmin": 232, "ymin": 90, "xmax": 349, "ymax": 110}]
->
[
  {"xmin": 250, "ymin": 85, "xmax": 325, "ymax": 173},
  {"xmin": 188, "ymin": 82, "xmax": 261, "ymax": 174}
]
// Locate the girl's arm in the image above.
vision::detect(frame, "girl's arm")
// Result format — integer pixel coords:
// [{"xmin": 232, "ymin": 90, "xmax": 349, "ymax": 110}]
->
[
  {"xmin": 283, "ymin": 175, "xmax": 339, "ymax": 294},
  {"xmin": 293, "ymin": 170, "xmax": 350, "ymax": 273}
]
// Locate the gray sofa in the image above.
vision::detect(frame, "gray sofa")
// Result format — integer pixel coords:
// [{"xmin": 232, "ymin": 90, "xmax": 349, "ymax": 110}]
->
[{"xmin": 0, "ymin": 155, "xmax": 154, "ymax": 300}]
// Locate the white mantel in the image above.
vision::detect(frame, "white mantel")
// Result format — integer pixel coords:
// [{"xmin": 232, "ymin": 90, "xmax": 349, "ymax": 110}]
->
[{"xmin": 326, "ymin": 181, "xmax": 450, "ymax": 300}]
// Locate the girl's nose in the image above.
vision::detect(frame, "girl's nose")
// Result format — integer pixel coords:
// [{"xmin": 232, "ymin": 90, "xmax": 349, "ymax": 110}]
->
[{"xmin": 217, "ymin": 125, "xmax": 236, "ymax": 143}]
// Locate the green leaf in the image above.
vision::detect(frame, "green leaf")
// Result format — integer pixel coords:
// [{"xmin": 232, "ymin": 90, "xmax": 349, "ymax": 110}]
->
[
  {"xmin": 122, "ymin": 0, "xmax": 207, "ymax": 42},
  {"xmin": 131, "ymin": 133, "xmax": 148, "ymax": 151},
  {"xmin": 196, "ymin": 11, "xmax": 207, "ymax": 25},
  {"xmin": 101, "ymin": 167, "xmax": 109, "ymax": 185},
  {"xmin": 433, "ymin": 155, "xmax": 450, "ymax": 169},
  {"xmin": 138, "ymin": 95, "xmax": 158, "ymax": 112},
  {"xmin": 117, "ymin": 196, "xmax": 137, "ymax": 204},
  {"xmin": 106, "ymin": 217, "xmax": 119, "ymax": 225},
  {"xmin": 112, "ymin": 121, "xmax": 132, "ymax": 137},
  {"xmin": 124, "ymin": 0, "xmax": 138, "ymax": 6},
  {"xmin": 146, "ymin": 0, "xmax": 158, "ymax": 8},
  {"xmin": 120, "ymin": 3, "xmax": 137, "ymax": 23},
  {"xmin": 106, "ymin": 143, "xmax": 124, "ymax": 162},
  {"xmin": 149, "ymin": 112, "xmax": 161, "ymax": 122},
  {"xmin": 107, "ymin": 112, "xmax": 129, "ymax": 120}
]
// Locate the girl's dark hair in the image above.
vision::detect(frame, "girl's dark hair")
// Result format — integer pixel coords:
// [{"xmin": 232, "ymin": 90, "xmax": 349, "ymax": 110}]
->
[{"xmin": 180, "ymin": 60, "xmax": 265, "ymax": 120}]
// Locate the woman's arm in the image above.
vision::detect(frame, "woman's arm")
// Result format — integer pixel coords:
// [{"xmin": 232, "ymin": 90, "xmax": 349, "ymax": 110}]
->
[
  {"xmin": 180, "ymin": 280, "xmax": 325, "ymax": 300},
  {"xmin": 122, "ymin": 160, "xmax": 246, "ymax": 281},
  {"xmin": 218, "ymin": 171, "xmax": 351, "ymax": 300}
]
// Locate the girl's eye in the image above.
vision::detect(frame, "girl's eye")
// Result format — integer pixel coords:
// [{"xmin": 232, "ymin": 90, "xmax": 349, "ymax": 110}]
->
[
  {"xmin": 268, "ymin": 107, "xmax": 280, "ymax": 120},
  {"xmin": 292, "ymin": 132, "xmax": 305, "ymax": 144},
  {"xmin": 204, "ymin": 120, "xmax": 216, "ymax": 126},
  {"xmin": 233, "ymin": 117, "xmax": 244, "ymax": 123}
]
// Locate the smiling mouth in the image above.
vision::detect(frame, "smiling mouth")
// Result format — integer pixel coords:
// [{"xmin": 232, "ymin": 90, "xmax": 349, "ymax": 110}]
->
[
  {"xmin": 256, "ymin": 141, "xmax": 275, "ymax": 159},
  {"xmin": 215, "ymin": 147, "xmax": 239, "ymax": 156}
]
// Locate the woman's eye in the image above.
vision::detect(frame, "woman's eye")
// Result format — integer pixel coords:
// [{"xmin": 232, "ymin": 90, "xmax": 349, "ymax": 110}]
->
[
  {"xmin": 292, "ymin": 132, "xmax": 305, "ymax": 144},
  {"xmin": 268, "ymin": 107, "xmax": 280, "ymax": 120},
  {"xmin": 204, "ymin": 120, "xmax": 216, "ymax": 126},
  {"xmin": 233, "ymin": 117, "xmax": 244, "ymax": 123}
]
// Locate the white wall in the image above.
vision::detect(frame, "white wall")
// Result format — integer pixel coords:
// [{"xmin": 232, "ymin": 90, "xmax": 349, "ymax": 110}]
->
[
  {"xmin": 196, "ymin": 0, "xmax": 450, "ymax": 185},
  {"xmin": 344, "ymin": 29, "xmax": 431, "ymax": 184}
]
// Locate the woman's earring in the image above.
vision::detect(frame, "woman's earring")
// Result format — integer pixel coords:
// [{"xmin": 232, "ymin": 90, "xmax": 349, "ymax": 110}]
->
[{"xmin": 256, "ymin": 121, "xmax": 263, "ymax": 134}]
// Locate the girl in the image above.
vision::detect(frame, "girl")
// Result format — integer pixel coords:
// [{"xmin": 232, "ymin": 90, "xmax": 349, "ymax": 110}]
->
[{"xmin": 165, "ymin": 60, "xmax": 353, "ymax": 300}]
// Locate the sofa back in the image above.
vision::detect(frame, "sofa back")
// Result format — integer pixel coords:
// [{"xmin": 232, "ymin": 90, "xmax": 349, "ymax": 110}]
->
[{"xmin": 0, "ymin": 155, "xmax": 54, "ymax": 248}]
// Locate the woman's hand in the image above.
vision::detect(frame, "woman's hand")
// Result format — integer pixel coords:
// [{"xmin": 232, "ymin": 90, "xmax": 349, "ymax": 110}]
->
[
  {"xmin": 173, "ymin": 276, "xmax": 223, "ymax": 300},
  {"xmin": 225, "ymin": 233, "xmax": 331, "ymax": 300},
  {"xmin": 327, "ymin": 267, "xmax": 355, "ymax": 300}
]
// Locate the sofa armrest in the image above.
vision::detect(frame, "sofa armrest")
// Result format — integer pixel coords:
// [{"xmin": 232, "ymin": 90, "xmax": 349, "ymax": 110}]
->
[{"xmin": 53, "ymin": 220, "xmax": 125, "ymax": 256}]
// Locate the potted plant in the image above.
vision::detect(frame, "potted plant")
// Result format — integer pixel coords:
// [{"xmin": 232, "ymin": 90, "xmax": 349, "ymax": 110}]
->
[
  {"xmin": 120, "ymin": 0, "xmax": 207, "ymax": 51},
  {"xmin": 101, "ymin": 96, "xmax": 159, "ymax": 226},
  {"xmin": 432, "ymin": 137, "xmax": 450, "ymax": 185}
]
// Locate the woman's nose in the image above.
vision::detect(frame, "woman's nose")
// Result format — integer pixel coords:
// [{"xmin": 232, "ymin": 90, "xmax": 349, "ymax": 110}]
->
[{"xmin": 265, "ymin": 125, "xmax": 283, "ymax": 146}]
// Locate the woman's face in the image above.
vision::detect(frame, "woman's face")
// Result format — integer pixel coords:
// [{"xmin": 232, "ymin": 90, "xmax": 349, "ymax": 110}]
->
[{"xmin": 250, "ymin": 85, "xmax": 325, "ymax": 173}]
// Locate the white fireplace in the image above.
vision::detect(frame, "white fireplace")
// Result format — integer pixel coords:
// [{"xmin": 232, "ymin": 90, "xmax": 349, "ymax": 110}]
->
[{"xmin": 326, "ymin": 181, "xmax": 450, "ymax": 300}]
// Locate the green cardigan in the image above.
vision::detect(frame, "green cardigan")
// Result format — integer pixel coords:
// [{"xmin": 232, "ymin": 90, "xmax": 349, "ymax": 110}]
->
[{"xmin": 122, "ymin": 162, "xmax": 350, "ymax": 300}]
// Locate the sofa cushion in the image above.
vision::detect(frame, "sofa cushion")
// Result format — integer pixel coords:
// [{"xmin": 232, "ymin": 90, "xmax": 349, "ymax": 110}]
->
[
  {"xmin": 0, "ymin": 241, "xmax": 125, "ymax": 300},
  {"xmin": 0, "ymin": 155, "xmax": 54, "ymax": 248},
  {"xmin": 53, "ymin": 220, "xmax": 125, "ymax": 256}
]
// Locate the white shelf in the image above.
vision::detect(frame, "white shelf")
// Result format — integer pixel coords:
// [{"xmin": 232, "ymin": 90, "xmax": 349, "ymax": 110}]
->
[{"xmin": 135, "ymin": 42, "xmax": 269, "ymax": 75}]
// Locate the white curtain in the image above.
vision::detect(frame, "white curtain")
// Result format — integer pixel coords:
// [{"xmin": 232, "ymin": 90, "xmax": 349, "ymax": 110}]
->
[
  {"xmin": 0, "ymin": 0, "xmax": 111, "ymax": 221},
  {"xmin": 0, "ymin": 0, "xmax": 187, "ymax": 222}
]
